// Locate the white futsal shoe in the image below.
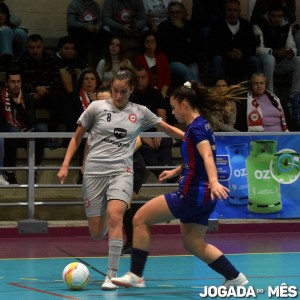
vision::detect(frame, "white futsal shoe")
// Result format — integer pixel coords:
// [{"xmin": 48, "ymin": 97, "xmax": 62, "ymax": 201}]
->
[
  {"xmin": 222, "ymin": 273, "xmax": 249, "ymax": 288},
  {"xmin": 101, "ymin": 268, "xmax": 118, "ymax": 290},
  {"xmin": 112, "ymin": 271, "xmax": 145, "ymax": 288}
]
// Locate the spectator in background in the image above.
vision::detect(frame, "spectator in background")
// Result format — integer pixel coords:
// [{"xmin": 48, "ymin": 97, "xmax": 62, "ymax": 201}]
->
[
  {"xmin": 130, "ymin": 66, "xmax": 173, "ymax": 178},
  {"xmin": 96, "ymin": 85, "xmax": 112, "ymax": 100},
  {"xmin": 246, "ymin": 73, "xmax": 289, "ymax": 132},
  {"xmin": 134, "ymin": 30, "xmax": 171, "ymax": 99},
  {"xmin": 0, "ymin": 2, "xmax": 13, "ymax": 71},
  {"xmin": 252, "ymin": 2, "xmax": 300, "ymax": 102},
  {"xmin": 71, "ymin": 68, "xmax": 101, "ymax": 131},
  {"xmin": 143, "ymin": 0, "xmax": 169, "ymax": 31},
  {"xmin": 102, "ymin": 0, "xmax": 148, "ymax": 40},
  {"xmin": 207, "ymin": 0, "xmax": 260, "ymax": 84},
  {"xmin": 14, "ymin": 34, "xmax": 61, "ymax": 137},
  {"xmin": 55, "ymin": 36, "xmax": 86, "ymax": 132},
  {"xmin": 251, "ymin": 0, "xmax": 300, "ymax": 56},
  {"xmin": 205, "ymin": 78, "xmax": 239, "ymax": 132},
  {"xmin": 0, "ymin": 70, "xmax": 48, "ymax": 184},
  {"xmin": 0, "ymin": 2, "xmax": 27, "ymax": 70},
  {"xmin": 67, "ymin": 0, "xmax": 106, "ymax": 65},
  {"xmin": 96, "ymin": 36, "xmax": 132, "ymax": 87},
  {"xmin": 157, "ymin": 1, "xmax": 201, "ymax": 86},
  {"xmin": 71, "ymin": 68, "xmax": 101, "ymax": 184}
]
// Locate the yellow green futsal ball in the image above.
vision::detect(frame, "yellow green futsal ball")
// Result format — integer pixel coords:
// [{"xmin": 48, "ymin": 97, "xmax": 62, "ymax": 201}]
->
[{"xmin": 62, "ymin": 262, "xmax": 90, "ymax": 290}]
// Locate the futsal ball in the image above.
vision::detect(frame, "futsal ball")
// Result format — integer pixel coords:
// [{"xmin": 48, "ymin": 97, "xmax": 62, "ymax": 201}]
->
[{"xmin": 62, "ymin": 262, "xmax": 90, "ymax": 290}]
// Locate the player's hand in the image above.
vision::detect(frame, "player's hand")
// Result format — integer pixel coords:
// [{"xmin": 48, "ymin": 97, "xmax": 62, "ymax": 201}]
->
[
  {"xmin": 159, "ymin": 169, "xmax": 176, "ymax": 183},
  {"xmin": 153, "ymin": 138, "xmax": 162, "ymax": 149},
  {"xmin": 57, "ymin": 166, "xmax": 68, "ymax": 184},
  {"xmin": 210, "ymin": 181, "xmax": 229, "ymax": 200}
]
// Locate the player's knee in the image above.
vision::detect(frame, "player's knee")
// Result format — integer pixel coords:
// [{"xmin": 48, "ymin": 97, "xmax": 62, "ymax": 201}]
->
[
  {"xmin": 89, "ymin": 227, "xmax": 107, "ymax": 240},
  {"xmin": 107, "ymin": 213, "xmax": 122, "ymax": 228},
  {"xmin": 132, "ymin": 211, "xmax": 145, "ymax": 228}
]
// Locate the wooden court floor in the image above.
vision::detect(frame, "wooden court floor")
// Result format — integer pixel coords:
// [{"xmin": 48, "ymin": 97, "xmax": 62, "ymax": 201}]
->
[{"xmin": 0, "ymin": 232, "xmax": 300, "ymax": 299}]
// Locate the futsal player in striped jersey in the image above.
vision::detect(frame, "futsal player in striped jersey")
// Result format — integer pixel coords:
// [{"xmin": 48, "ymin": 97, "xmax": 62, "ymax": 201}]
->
[
  {"xmin": 112, "ymin": 81, "xmax": 249, "ymax": 289},
  {"xmin": 57, "ymin": 68, "xmax": 184, "ymax": 290}
]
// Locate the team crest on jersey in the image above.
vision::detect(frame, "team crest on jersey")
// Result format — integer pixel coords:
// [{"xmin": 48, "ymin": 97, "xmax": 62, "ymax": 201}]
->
[
  {"xmin": 128, "ymin": 113, "xmax": 137, "ymax": 123},
  {"xmin": 85, "ymin": 197, "xmax": 90, "ymax": 208},
  {"xmin": 114, "ymin": 128, "xmax": 127, "ymax": 139}
]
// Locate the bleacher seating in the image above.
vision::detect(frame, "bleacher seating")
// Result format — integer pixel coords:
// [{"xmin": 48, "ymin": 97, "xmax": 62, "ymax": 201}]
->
[{"xmin": 0, "ymin": 145, "xmax": 181, "ymax": 221}]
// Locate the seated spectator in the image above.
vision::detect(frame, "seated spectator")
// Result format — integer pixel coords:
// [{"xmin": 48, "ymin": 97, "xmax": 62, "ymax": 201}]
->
[
  {"xmin": 0, "ymin": 2, "xmax": 27, "ymax": 70},
  {"xmin": 207, "ymin": 0, "xmax": 260, "ymax": 84},
  {"xmin": 143, "ymin": 0, "xmax": 169, "ymax": 31},
  {"xmin": 55, "ymin": 36, "xmax": 86, "ymax": 132},
  {"xmin": 251, "ymin": 0, "xmax": 300, "ymax": 56},
  {"xmin": 0, "ymin": 138, "xmax": 9, "ymax": 185},
  {"xmin": 102, "ymin": 0, "xmax": 148, "ymax": 41},
  {"xmin": 157, "ymin": 1, "xmax": 201, "ymax": 85},
  {"xmin": 67, "ymin": 0, "xmax": 106, "ymax": 64},
  {"xmin": 96, "ymin": 36, "xmax": 132, "ymax": 87},
  {"xmin": 252, "ymin": 2, "xmax": 300, "ymax": 105},
  {"xmin": 13, "ymin": 34, "xmax": 61, "ymax": 135},
  {"xmin": 134, "ymin": 30, "xmax": 171, "ymax": 99},
  {"xmin": 130, "ymin": 66, "xmax": 173, "ymax": 177},
  {"xmin": 206, "ymin": 78, "xmax": 239, "ymax": 132},
  {"xmin": 0, "ymin": 69, "xmax": 48, "ymax": 184},
  {"xmin": 96, "ymin": 85, "xmax": 112, "ymax": 100},
  {"xmin": 71, "ymin": 68, "xmax": 101, "ymax": 183},
  {"xmin": 246, "ymin": 73, "xmax": 289, "ymax": 132}
]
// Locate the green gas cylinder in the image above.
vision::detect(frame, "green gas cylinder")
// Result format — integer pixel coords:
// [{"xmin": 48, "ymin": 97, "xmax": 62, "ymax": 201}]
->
[{"xmin": 246, "ymin": 140, "xmax": 282, "ymax": 213}]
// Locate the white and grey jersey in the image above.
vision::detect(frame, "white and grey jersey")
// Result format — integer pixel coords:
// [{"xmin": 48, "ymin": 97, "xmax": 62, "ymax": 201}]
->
[{"xmin": 78, "ymin": 99, "xmax": 162, "ymax": 176}]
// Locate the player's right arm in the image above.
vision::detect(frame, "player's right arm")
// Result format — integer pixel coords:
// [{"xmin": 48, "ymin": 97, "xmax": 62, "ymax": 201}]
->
[{"xmin": 57, "ymin": 125, "xmax": 86, "ymax": 184}]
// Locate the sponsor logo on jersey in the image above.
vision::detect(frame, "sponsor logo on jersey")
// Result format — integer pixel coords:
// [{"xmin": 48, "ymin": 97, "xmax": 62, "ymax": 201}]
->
[{"xmin": 114, "ymin": 128, "xmax": 127, "ymax": 139}]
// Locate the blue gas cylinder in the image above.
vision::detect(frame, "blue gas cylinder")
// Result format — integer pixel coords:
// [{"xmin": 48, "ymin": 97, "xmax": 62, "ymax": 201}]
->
[{"xmin": 226, "ymin": 143, "xmax": 249, "ymax": 205}]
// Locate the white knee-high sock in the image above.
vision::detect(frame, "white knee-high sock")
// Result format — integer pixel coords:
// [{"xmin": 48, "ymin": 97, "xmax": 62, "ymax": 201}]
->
[{"xmin": 108, "ymin": 239, "xmax": 123, "ymax": 272}]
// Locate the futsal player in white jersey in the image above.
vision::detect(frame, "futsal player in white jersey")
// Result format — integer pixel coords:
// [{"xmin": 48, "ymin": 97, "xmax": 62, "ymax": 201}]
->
[{"xmin": 57, "ymin": 68, "xmax": 184, "ymax": 290}]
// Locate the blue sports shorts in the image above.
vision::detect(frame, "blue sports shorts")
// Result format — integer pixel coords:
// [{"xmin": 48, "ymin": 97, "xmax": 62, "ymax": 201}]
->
[{"xmin": 165, "ymin": 190, "xmax": 217, "ymax": 225}]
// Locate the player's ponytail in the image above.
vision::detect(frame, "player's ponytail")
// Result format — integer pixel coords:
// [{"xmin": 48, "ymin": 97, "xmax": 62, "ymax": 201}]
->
[{"xmin": 171, "ymin": 81, "xmax": 211, "ymax": 113}]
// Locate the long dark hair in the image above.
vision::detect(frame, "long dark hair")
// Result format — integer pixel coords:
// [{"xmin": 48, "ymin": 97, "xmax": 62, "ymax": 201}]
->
[
  {"xmin": 0, "ymin": 3, "xmax": 11, "ymax": 26},
  {"xmin": 171, "ymin": 80, "xmax": 248, "ymax": 113},
  {"xmin": 103, "ymin": 36, "xmax": 128, "ymax": 72}
]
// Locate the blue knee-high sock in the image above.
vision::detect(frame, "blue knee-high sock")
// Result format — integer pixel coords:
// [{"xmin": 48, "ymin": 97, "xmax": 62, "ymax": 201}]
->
[
  {"xmin": 130, "ymin": 248, "xmax": 149, "ymax": 277},
  {"xmin": 208, "ymin": 255, "xmax": 239, "ymax": 280}
]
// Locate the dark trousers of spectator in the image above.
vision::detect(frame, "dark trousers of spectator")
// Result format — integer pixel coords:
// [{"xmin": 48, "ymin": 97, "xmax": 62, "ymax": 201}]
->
[
  {"xmin": 211, "ymin": 55, "xmax": 261, "ymax": 84},
  {"xmin": 139, "ymin": 137, "xmax": 173, "ymax": 177},
  {"xmin": 123, "ymin": 150, "xmax": 146, "ymax": 248},
  {"xmin": 1, "ymin": 123, "xmax": 47, "ymax": 167},
  {"xmin": 68, "ymin": 27, "xmax": 110, "ymax": 67}
]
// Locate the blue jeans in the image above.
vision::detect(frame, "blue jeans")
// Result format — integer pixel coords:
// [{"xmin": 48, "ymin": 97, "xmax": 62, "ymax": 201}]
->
[
  {"xmin": 258, "ymin": 53, "xmax": 300, "ymax": 98},
  {"xmin": 0, "ymin": 26, "xmax": 13, "ymax": 55},
  {"xmin": 170, "ymin": 61, "xmax": 201, "ymax": 84}
]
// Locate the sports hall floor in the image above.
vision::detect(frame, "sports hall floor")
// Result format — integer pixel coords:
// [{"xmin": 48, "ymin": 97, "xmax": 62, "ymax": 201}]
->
[{"xmin": 0, "ymin": 222, "xmax": 299, "ymax": 300}]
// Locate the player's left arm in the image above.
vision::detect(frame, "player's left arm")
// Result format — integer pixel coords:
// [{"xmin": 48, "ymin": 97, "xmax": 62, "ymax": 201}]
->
[
  {"xmin": 197, "ymin": 140, "xmax": 229, "ymax": 200},
  {"xmin": 155, "ymin": 120, "xmax": 184, "ymax": 140}
]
